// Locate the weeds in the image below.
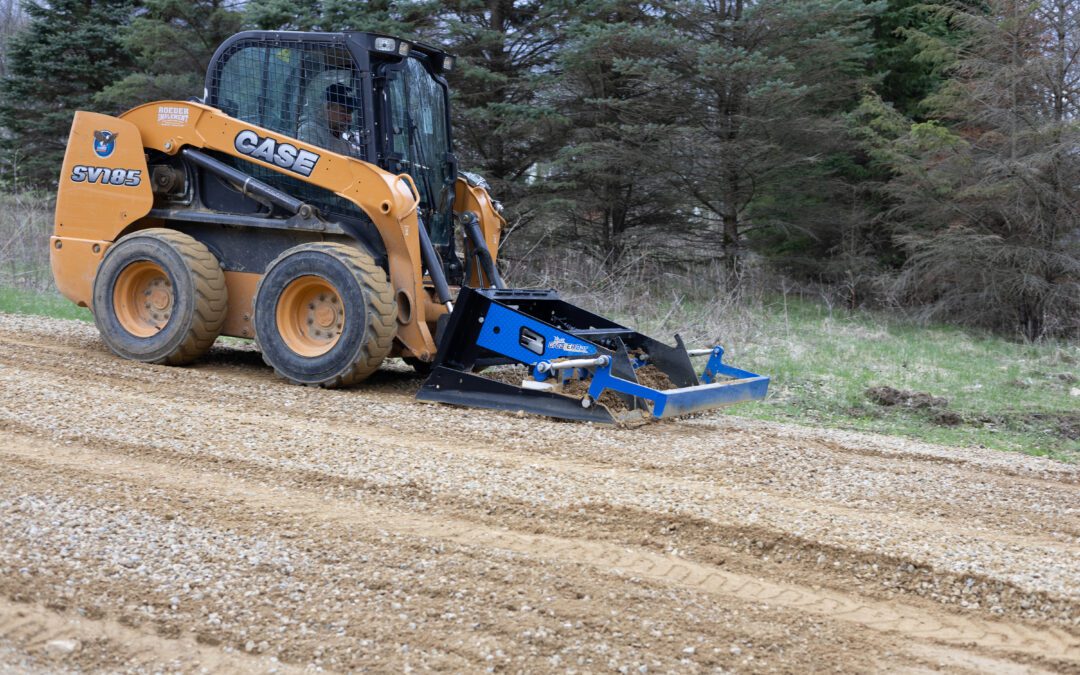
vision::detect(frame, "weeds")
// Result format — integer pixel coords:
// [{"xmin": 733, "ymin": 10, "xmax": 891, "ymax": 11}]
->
[
  {"xmin": 0, "ymin": 285, "xmax": 90, "ymax": 321},
  {"xmin": 736, "ymin": 299, "xmax": 1079, "ymax": 460},
  {"xmin": 514, "ymin": 252, "xmax": 1080, "ymax": 460},
  {"xmin": 0, "ymin": 189, "xmax": 53, "ymax": 290}
]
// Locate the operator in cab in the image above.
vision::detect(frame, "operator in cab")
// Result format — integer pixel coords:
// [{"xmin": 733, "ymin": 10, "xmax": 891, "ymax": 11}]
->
[{"xmin": 299, "ymin": 82, "xmax": 363, "ymax": 158}]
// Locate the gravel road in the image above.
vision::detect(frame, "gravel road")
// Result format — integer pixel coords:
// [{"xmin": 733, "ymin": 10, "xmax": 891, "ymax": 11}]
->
[{"xmin": 0, "ymin": 312, "xmax": 1077, "ymax": 673}]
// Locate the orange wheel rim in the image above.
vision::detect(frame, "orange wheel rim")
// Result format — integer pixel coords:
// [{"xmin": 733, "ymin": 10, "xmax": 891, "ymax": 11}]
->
[
  {"xmin": 113, "ymin": 261, "xmax": 173, "ymax": 338},
  {"xmin": 276, "ymin": 275, "xmax": 345, "ymax": 357}
]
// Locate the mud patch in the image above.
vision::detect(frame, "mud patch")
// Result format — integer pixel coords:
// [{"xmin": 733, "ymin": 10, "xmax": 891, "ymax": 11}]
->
[
  {"xmin": 865, "ymin": 386, "xmax": 948, "ymax": 409},
  {"xmin": 978, "ymin": 412, "xmax": 1080, "ymax": 441},
  {"xmin": 597, "ymin": 390, "xmax": 629, "ymax": 412},
  {"xmin": 482, "ymin": 368, "xmax": 631, "ymax": 414},
  {"xmin": 931, "ymin": 410, "xmax": 964, "ymax": 427},
  {"xmin": 864, "ymin": 387, "xmax": 963, "ymax": 428},
  {"xmin": 1052, "ymin": 414, "xmax": 1080, "ymax": 440},
  {"xmin": 562, "ymin": 378, "xmax": 628, "ymax": 412},
  {"xmin": 539, "ymin": 361, "xmax": 676, "ymax": 414}
]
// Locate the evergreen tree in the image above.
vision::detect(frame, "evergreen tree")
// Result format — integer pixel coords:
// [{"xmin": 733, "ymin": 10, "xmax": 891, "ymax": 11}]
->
[
  {"xmin": 620, "ymin": 0, "xmax": 884, "ymax": 284},
  {"xmin": 94, "ymin": 0, "xmax": 244, "ymax": 110},
  {"xmin": 869, "ymin": 0, "xmax": 962, "ymax": 119},
  {"xmin": 543, "ymin": 3, "xmax": 683, "ymax": 265},
  {"xmin": 0, "ymin": 0, "xmax": 135, "ymax": 187},
  {"xmin": 0, "ymin": 0, "xmax": 27, "ymax": 79},
  {"xmin": 433, "ymin": 0, "xmax": 578, "ymax": 227},
  {"xmin": 245, "ymin": 0, "xmax": 431, "ymax": 36},
  {"xmin": 883, "ymin": 1, "xmax": 1080, "ymax": 339}
]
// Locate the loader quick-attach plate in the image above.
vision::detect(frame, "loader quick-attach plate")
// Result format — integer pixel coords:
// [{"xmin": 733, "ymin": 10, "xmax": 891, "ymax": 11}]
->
[{"xmin": 416, "ymin": 288, "xmax": 769, "ymax": 424}]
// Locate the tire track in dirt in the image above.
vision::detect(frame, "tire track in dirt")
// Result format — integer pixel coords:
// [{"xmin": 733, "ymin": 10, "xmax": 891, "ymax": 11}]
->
[
  {"xmin": 0, "ymin": 597, "xmax": 297, "ymax": 674},
  {"xmin": 2, "ymin": 326, "xmax": 1075, "ymax": 493},
  {"xmin": 6, "ymin": 366, "xmax": 1079, "ymax": 626},
  {"xmin": 7, "ymin": 411, "xmax": 1076, "ymax": 639},
  {"xmin": 5, "ymin": 365, "xmax": 1076, "ymax": 568},
  {"xmin": 3, "ymin": 348, "xmax": 1075, "ymax": 554},
  {"xmin": 2, "ymin": 322, "xmax": 1075, "ymax": 477},
  {"xmin": 2, "ymin": 321, "xmax": 1079, "ymax": 628},
  {"xmin": 1, "ymin": 432, "xmax": 1076, "ymax": 666},
  {"xmin": 682, "ymin": 417, "xmax": 1080, "ymax": 484},
  {"xmin": 3, "ymin": 315, "xmax": 1079, "ymax": 671}
]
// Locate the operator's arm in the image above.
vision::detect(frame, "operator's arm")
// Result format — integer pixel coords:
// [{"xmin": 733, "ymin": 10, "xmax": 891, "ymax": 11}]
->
[
  {"xmin": 298, "ymin": 119, "xmax": 363, "ymax": 159},
  {"xmin": 297, "ymin": 118, "xmax": 324, "ymax": 148}
]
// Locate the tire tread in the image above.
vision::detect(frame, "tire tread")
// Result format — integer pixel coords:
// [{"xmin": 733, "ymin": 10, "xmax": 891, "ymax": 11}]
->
[
  {"xmin": 114, "ymin": 228, "xmax": 227, "ymax": 365},
  {"xmin": 254, "ymin": 242, "xmax": 395, "ymax": 387}
]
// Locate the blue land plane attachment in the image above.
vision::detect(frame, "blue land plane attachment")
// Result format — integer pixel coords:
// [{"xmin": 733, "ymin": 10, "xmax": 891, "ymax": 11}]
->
[{"xmin": 417, "ymin": 288, "xmax": 769, "ymax": 424}]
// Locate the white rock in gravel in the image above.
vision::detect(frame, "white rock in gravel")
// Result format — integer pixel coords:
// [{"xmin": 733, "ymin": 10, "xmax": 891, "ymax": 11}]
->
[{"xmin": 44, "ymin": 639, "xmax": 80, "ymax": 656}]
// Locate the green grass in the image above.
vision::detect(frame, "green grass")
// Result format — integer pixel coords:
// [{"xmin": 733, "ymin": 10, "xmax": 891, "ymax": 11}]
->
[
  {"xmin": 719, "ymin": 298, "xmax": 1080, "ymax": 461},
  {"xmin": 2, "ymin": 283, "xmax": 1077, "ymax": 460},
  {"xmin": 551, "ymin": 280, "xmax": 1079, "ymax": 460},
  {"xmin": 0, "ymin": 285, "xmax": 92, "ymax": 322}
]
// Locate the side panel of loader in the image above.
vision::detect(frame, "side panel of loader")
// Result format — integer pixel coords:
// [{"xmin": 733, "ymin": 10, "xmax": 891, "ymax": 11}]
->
[{"xmin": 51, "ymin": 112, "xmax": 154, "ymax": 307}]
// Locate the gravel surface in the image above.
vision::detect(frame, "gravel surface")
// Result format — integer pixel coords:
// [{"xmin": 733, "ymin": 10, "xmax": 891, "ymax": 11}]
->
[{"xmin": 0, "ymin": 313, "xmax": 1077, "ymax": 672}]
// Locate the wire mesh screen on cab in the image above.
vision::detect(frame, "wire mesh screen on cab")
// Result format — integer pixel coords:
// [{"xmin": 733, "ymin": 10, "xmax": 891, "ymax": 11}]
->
[
  {"xmin": 208, "ymin": 39, "xmax": 370, "ymax": 223},
  {"xmin": 211, "ymin": 39, "xmax": 367, "ymax": 162}
]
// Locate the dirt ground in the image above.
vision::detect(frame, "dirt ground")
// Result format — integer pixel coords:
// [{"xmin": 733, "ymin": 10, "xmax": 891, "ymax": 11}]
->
[{"xmin": 0, "ymin": 313, "xmax": 1077, "ymax": 673}]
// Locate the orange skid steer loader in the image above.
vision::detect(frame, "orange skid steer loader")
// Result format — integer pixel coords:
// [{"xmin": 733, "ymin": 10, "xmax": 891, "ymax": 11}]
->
[{"xmin": 51, "ymin": 30, "xmax": 768, "ymax": 423}]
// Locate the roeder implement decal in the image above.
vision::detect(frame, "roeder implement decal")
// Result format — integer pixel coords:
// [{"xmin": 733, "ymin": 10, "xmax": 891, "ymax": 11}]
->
[
  {"xmin": 157, "ymin": 105, "xmax": 189, "ymax": 127},
  {"xmin": 233, "ymin": 130, "xmax": 320, "ymax": 177}
]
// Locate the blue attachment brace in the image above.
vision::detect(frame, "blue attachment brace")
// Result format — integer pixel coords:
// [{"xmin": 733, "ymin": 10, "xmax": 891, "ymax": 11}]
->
[
  {"xmin": 473, "ymin": 302, "xmax": 768, "ymax": 419},
  {"xmin": 585, "ymin": 346, "xmax": 769, "ymax": 419}
]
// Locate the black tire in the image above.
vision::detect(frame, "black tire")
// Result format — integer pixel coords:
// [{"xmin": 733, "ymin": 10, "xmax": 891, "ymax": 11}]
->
[
  {"xmin": 254, "ymin": 242, "xmax": 396, "ymax": 387},
  {"xmin": 92, "ymin": 228, "xmax": 227, "ymax": 365}
]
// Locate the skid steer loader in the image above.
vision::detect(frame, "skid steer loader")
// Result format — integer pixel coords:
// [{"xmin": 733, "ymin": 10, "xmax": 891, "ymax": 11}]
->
[{"xmin": 50, "ymin": 30, "xmax": 768, "ymax": 423}]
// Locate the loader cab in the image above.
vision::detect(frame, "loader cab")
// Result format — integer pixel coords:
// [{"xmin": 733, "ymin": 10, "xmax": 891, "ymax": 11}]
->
[{"xmin": 204, "ymin": 30, "xmax": 458, "ymax": 248}]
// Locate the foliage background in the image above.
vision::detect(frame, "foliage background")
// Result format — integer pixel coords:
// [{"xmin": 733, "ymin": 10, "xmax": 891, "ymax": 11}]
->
[{"xmin": 0, "ymin": 0, "xmax": 1077, "ymax": 341}]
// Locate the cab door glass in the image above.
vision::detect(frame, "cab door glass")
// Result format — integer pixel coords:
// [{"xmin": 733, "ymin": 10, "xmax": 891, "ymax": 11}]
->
[{"xmin": 383, "ymin": 57, "xmax": 454, "ymax": 245}]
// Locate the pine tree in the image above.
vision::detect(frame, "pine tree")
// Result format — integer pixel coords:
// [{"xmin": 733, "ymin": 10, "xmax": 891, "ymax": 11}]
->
[
  {"xmin": 244, "ymin": 0, "xmax": 431, "ymax": 36},
  {"xmin": 543, "ymin": 2, "xmax": 683, "ymax": 265},
  {"xmin": 433, "ymin": 0, "xmax": 578, "ymax": 226},
  {"xmin": 94, "ymin": 0, "xmax": 244, "ymax": 111},
  {"xmin": 870, "ymin": 0, "xmax": 961, "ymax": 119},
  {"xmin": 621, "ymin": 0, "xmax": 884, "ymax": 284},
  {"xmin": 0, "ymin": 0, "xmax": 135, "ymax": 187},
  {"xmin": 0, "ymin": 0, "xmax": 27, "ymax": 79},
  {"xmin": 884, "ymin": 1, "xmax": 1080, "ymax": 339}
]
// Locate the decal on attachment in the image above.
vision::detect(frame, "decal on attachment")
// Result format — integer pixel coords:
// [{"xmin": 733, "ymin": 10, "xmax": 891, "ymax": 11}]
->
[
  {"xmin": 548, "ymin": 336, "xmax": 591, "ymax": 354},
  {"xmin": 70, "ymin": 166, "xmax": 142, "ymax": 186},
  {"xmin": 233, "ymin": 130, "xmax": 320, "ymax": 177}
]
